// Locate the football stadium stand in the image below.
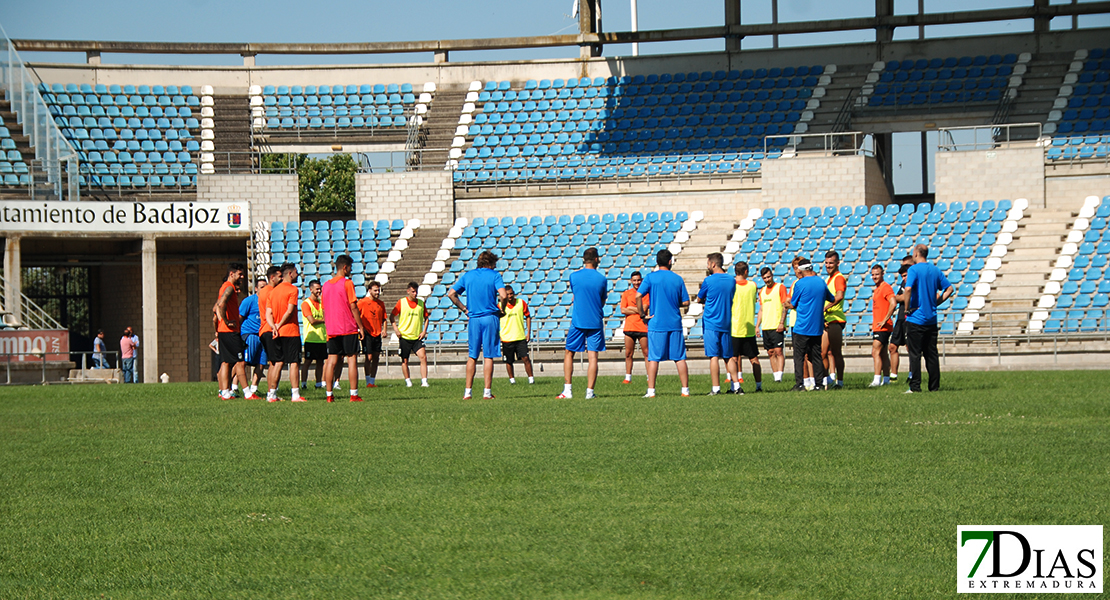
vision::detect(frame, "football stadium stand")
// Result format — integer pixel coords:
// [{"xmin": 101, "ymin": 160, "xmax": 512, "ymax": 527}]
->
[
  {"xmin": 1031, "ymin": 195, "xmax": 1110, "ymax": 333},
  {"xmin": 41, "ymin": 83, "xmax": 206, "ymax": 188},
  {"xmin": 449, "ymin": 67, "xmax": 829, "ymax": 185},
  {"xmin": 250, "ymin": 82, "xmax": 436, "ymax": 131},
  {"xmin": 858, "ymin": 53, "xmax": 1026, "ymax": 109}
]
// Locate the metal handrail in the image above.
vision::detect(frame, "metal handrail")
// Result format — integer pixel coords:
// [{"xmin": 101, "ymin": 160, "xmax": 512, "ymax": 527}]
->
[
  {"xmin": 0, "ymin": 271, "xmax": 64, "ymax": 330},
  {"xmin": 764, "ymin": 131, "xmax": 872, "ymax": 158},
  {"xmin": 937, "ymin": 122, "xmax": 1043, "ymax": 151},
  {"xmin": 0, "ymin": 22, "xmax": 80, "ymax": 201}
]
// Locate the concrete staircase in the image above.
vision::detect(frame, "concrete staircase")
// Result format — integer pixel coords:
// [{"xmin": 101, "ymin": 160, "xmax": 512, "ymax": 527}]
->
[
  {"xmin": 672, "ymin": 217, "xmax": 740, "ymax": 298},
  {"xmin": 980, "ymin": 206, "xmax": 1073, "ymax": 334},
  {"xmin": 805, "ymin": 63, "xmax": 873, "ymax": 140},
  {"xmin": 382, "ymin": 227, "xmax": 449, "ymax": 301},
  {"xmin": 417, "ymin": 86, "xmax": 468, "ymax": 171},
  {"xmin": 1003, "ymin": 51, "xmax": 1072, "ymax": 138},
  {"xmin": 211, "ymin": 95, "xmax": 254, "ymax": 173},
  {"xmin": 0, "ymin": 91, "xmax": 64, "ymax": 200}
]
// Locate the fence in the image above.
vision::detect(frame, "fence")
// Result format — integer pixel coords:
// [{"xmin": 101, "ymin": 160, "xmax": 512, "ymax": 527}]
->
[{"xmin": 937, "ymin": 123, "xmax": 1043, "ymax": 152}]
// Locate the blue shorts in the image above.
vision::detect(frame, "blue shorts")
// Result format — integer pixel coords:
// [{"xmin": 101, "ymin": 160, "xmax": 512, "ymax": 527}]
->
[
  {"xmin": 566, "ymin": 327, "xmax": 606, "ymax": 353},
  {"xmin": 648, "ymin": 330, "xmax": 687, "ymax": 362},
  {"xmin": 243, "ymin": 333, "xmax": 268, "ymax": 366},
  {"xmin": 468, "ymin": 314, "xmax": 502, "ymax": 360},
  {"xmin": 703, "ymin": 330, "xmax": 733, "ymax": 359}
]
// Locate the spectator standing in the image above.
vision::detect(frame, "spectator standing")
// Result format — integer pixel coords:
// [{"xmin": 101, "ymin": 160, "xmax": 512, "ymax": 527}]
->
[
  {"xmin": 92, "ymin": 330, "xmax": 106, "ymax": 369},
  {"xmin": 904, "ymin": 244, "xmax": 954, "ymax": 393},
  {"xmin": 120, "ymin": 327, "xmax": 140, "ymax": 383}
]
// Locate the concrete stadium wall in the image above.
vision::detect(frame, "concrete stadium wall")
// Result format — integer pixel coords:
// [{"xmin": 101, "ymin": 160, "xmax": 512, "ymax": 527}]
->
[
  {"xmin": 457, "ymin": 187, "xmax": 761, "ymax": 224},
  {"xmin": 197, "ymin": 175, "xmax": 299, "ymax": 225},
  {"xmin": 1044, "ymin": 163, "xmax": 1110, "ymax": 210},
  {"xmin": 762, "ymin": 154, "xmax": 890, "ymax": 208},
  {"xmin": 25, "ymin": 29, "xmax": 1108, "ymax": 93},
  {"xmin": 356, "ymin": 172, "xmax": 454, "ymax": 229},
  {"xmin": 934, "ymin": 144, "xmax": 1046, "ymax": 207}
]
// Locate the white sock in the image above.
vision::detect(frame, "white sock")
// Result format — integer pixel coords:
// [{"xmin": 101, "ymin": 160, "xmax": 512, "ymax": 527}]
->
[
  {"xmin": 326, "ymin": 391, "xmax": 333, "ymax": 399},
  {"xmin": 483, "ymin": 388, "xmax": 492, "ymax": 397},
  {"xmin": 231, "ymin": 384, "xmax": 238, "ymax": 392},
  {"xmin": 528, "ymin": 377, "xmax": 534, "ymax": 384},
  {"xmin": 732, "ymin": 382, "xmax": 740, "ymax": 391},
  {"xmin": 349, "ymin": 388, "xmax": 358, "ymax": 396},
  {"xmin": 510, "ymin": 377, "xmax": 516, "ymax": 384},
  {"xmin": 773, "ymin": 371, "xmax": 782, "ymax": 382},
  {"xmin": 464, "ymin": 387, "xmax": 472, "ymax": 397},
  {"xmin": 873, "ymin": 375, "xmax": 881, "ymax": 385},
  {"xmin": 421, "ymin": 378, "xmax": 428, "ymax": 386},
  {"xmin": 804, "ymin": 377, "xmax": 814, "ymax": 388},
  {"xmin": 890, "ymin": 372, "xmax": 898, "ymax": 380},
  {"xmin": 712, "ymin": 385, "xmax": 721, "ymax": 393},
  {"xmin": 292, "ymin": 388, "xmax": 301, "ymax": 399},
  {"xmin": 646, "ymin": 387, "xmax": 655, "ymax": 396},
  {"xmin": 405, "ymin": 378, "xmax": 412, "ymax": 387},
  {"xmin": 624, "ymin": 374, "xmax": 631, "ymax": 381},
  {"xmin": 586, "ymin": 387, "xmax": 594, "ymax": 398},
  {"xmin": 563, "ymin": 383, "xmax": 573, "ymax": 396},
  {"xmin": 681, "ymin": 387, "xmax": 690, "ymax": 395}
]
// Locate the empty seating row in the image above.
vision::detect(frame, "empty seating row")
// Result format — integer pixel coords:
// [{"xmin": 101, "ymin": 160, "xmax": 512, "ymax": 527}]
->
[{"xmin": 1047, "ymin": 135, "xmax": 1110, "ymax": 160}]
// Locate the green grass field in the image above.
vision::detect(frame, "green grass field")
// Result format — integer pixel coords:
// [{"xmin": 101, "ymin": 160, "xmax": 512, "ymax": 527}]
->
[{"xmin": 1, "ymin": 371, "xmax": 1107, "ymax": 599}]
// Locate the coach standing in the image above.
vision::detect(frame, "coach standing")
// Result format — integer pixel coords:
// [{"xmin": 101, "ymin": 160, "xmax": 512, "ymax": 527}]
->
[
  {"xmin": 558, "ymin": 247, "xmax": 607, "ymax": 399},
  {"xmin": 784, "ymin": 257, "xmax": 834, "ymax": 392},
  {"xmin": 447, "ymin": 250, "xmax": 508, "ymax": 400},
  {"xmin": 696, "ymin": 252, "xmax": 736, "ymax": 395},
  {"xmin": 903, "ymin": 244, "xmax": 954, "ymax": 394},
  {"xmin": 637, "ymin": 249, "xmax": 691, "ymax": 398}
]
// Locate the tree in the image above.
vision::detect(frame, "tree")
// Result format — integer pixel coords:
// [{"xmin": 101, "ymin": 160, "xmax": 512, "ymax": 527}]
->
[{"xmin": 261, "ymin": 153, "xmax": 357, "ymax": 213}]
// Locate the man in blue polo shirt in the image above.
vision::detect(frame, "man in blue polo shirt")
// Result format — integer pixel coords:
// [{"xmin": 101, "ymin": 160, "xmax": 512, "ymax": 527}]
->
[
  {"xmin": 447, "ymin": 250, "xmax": 508, "ymax": 400},
  {"xmin": 696, "ymin": 252, "xmax": 737, "ymax": 395},
  {"xmin": 636, "ymin": 249, "xmax": 691, "ymax": 398},
  {"xmin": 784, "ymin": 256, "xmax": 835, "ymax": 391},
  {"xmin": 904, "ymin": 244, "xmax": 954, "ymax": 393},
  {"xmin": 558, "ymin": 247, "xmax": 608, "ymax": 400}
]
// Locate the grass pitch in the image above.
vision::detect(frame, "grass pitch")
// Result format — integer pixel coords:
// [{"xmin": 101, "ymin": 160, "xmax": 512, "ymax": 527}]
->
[{"xmin": 1, "ymin": 371, "xmax": 1107, "ymax": 599}]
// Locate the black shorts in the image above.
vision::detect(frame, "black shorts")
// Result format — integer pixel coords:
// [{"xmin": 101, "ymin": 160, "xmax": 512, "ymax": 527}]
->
[
  {"xmin": 271, "ymin": 335, "xmax": 302, "ymax": 364},
  {"xmin": 501, "ymin": 339, "xmax": 529, "ymax": 363},
  {"xmin": 361, "ymin": 335, "xmax": 382, "ymax": 356},
  {"xmin": 873, "ymin": 330, "xmax": 891, "ymax": 346},
  {"xmin": 217, "ymin": 331, "xmax": 245, "ymax": 364},
  {"xmin": 890, "ymin": 319, "xmax": 906, "ymax": 346},
  {"xmin": 624, "ymin": 331, "xmax": 647, "ymax": 341},
  {"xmin": 399, "ymin": 337, "xmax": 425, "ymax": 360},
  {"xmin": 762, "ymin": 330, "xmax": 784, "ymax": 350},
  {"xmin": 303, "ymin": 341, "xmax": 327, "ymax": 362},
  {"xmin": 327, "ymin": 334, "xmax": 361, "ymax": 357},
  {"xmin": 731, "ymin": 336, "xmax": 759, "ymax": 359},
  {"xmin": 260, "ymin": 331, "xmax": 276, "ymax": 360}
]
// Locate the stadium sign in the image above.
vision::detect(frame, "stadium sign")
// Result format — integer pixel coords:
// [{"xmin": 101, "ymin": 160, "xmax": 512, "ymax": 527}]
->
[
  {"xmin": 958, "ymin": 525, "xmax": 1102, "ymax": 593},
  {"xmin": 0, "ymin": 330, "xmax": 69, "ymax": 362},
  {"xmin": 0, "ymin": 201, "xmax": 250, "ymax": 234}
]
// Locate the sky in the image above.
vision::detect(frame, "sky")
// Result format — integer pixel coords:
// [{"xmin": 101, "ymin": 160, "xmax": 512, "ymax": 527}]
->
[{"xmin": 1, "ymin": 0, "xmax": 1106, "ymax": 193}]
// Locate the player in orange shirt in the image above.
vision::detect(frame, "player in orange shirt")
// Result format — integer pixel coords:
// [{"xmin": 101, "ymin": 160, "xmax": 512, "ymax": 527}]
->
[
  {"xmin": 256, "ymin": 265, "xmax": 282, "ymax": 386},
  {"xmin": 869, "ymin": 264, "xmax": 898, "ymax": 387},
  {"xmin": 213, "ymin": 263, "xmax": 257, "ymax": 400},
  {"xmin": 357, "ymin": 281, "xmax": 387, "ymax": 387},
  {"xmin": 619, "ymin": 271, "xmax": 649, "ymax": 384},
  {"xmin": 266, "ymin": 263, "xmax": 303, "ymax": 402}
]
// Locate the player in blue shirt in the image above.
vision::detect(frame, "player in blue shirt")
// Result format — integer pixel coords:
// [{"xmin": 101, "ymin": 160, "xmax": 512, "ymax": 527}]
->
[
  {"xmin": 447, "ymin": 250, "xmax": 508, "ymax": 400},
  {"xmin": 696, "ymin": 252, "xmax": 736, "ymax": 395},
  {"xmin": 903, "ymin": 244, "xmax": 954, "ymax": 393},
  {"xmin": 636, "ymin": 249, "xmax": 691, "ymax": 398},
  {"xmin": 784, "ymin": 257, "xmax": 835, "ymax": 391},
  {"xmin": 558, "ymin": 248, "xmax": 608, "ymax": 399}
]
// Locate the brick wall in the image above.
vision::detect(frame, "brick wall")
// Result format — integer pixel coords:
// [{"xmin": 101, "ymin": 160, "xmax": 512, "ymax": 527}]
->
[
  {"xmin": 356, "ymin": 172, "xmax": 454, "ymax": 228},
  {"xmin": 934, "ymin": 144, "xmax": 1045, "ymax": 208},
  {"xmin": 99, "ymin": 264, "xmax": 144, "ymax": 378},
  {"xmin": 1045, "ymin": 162, "xmax": 1110, "ymax": 210},
  {"xmin": 197, "ymin": 174, "xmax": 300, "ymax": 226},
  {"xmin": 762, "ymin": 154, "xmax": 891, "ymax": 208}
]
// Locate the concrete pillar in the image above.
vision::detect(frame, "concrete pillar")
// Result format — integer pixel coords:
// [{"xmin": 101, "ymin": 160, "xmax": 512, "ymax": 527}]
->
[
  {"xmin": 141, "ymin": 236, "xmax": 158, "ymax": 384},
  {"xmin": 86, "ymin": 51, "xmax": 101, "ymax": 65},
  {"xmin": 242, "ymin": 53, "xmax": 256, "ymax": 67},
  {"xmin": 875, "ymin": 0, "xmax": 895, "ymax": 43},
  {"xmin": 874, "ymin": 133, "xmax": 895, "ymax": 198},
  {"xmin": 3, "ymin": 236, "xmax": 21, "ymax": 326},
  {"xmin": 1033, "ymin": 0, "xmax": 1051, "ymax": 33},
  {"xmin": 434, "ymin": 49, "xmax": 449, "ymax": 63},
  {"xmin": 578, "ymin": 0, "xmax": 602, "ymax": 58},
  {"xmin": 185, "ymin": 264, "xmax": 200, "ymax": 382},
  {"xmin": 725, "ymin": 0, "xmax": 741, "ymax": 52}
]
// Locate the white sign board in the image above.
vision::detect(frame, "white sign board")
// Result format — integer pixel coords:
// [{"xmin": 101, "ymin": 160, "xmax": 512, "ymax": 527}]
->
[{"xmin": 0, "ymin": 201, "xmax": 250, "ymax": 234}]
